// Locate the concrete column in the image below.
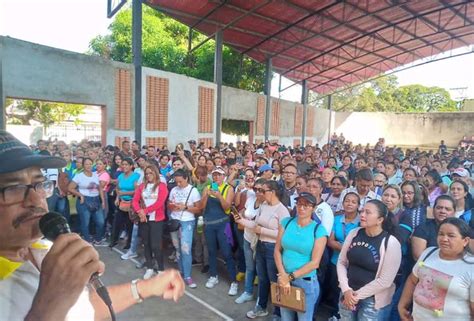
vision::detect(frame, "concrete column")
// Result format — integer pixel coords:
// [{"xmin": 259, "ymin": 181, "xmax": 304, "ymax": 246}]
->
[
  {"xmin": 301, "ymin": 80, "xmax": 308, "ymax": 146},
  {"xmin": 327, "ymin": 94, "xmax": 333, "ymax": 145},
  {"xmin": 132, "ymin": 0, "xmax": 142, "ymax": 143},
  {"xmin": 214, "ymin": 30, "xmax": 223, "ymax": 146},
  {"xmin": 264, "ymin": 58, "xmax": 272, "ymax": 141}
]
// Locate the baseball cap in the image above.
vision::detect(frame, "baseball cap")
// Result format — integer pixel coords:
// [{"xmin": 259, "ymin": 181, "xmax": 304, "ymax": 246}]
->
[
  {"xmin": 451, "ymin": 168, "xmax": 469, "ymax": 177},
  {"xmin": 295, "ymin": 192, "xmax": 317, "ymax": 206},
  {"xmin": 259, "ymin": 164, "xmax": 274, "ymax": 173},
  {"xmin": 187, "ymin": 139, "xmax": 197, "ymax": 144},
  {"xmin": 0, "ymin": 130, "xmax": 66, "ymax": 174},
  {"xmin": 256, "ymin": 148, "xmax": 264, "ymax": 155},
  {"xmin": 211, "ymin": 166, "xmax": 226, "ymax": 175}
]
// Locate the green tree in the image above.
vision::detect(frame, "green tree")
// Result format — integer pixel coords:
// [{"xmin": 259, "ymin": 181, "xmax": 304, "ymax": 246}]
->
[
  {"xmin": 89, "ymin": 6, "xmax": 265, "ymax": 92},
  {"xmin": 6, "ymin": 99, "xmax": 85, "ymax": 127},
  {"xmin": 313, "ymin": 75, "xmax": 456, "ymax": 112},
  {"xmin": 221, "ymin": 119, "xmax": 249, "ymax": 136},
  {"xmin": 394, "ymin": 85, "xmax": 457, "ymax": 112}
]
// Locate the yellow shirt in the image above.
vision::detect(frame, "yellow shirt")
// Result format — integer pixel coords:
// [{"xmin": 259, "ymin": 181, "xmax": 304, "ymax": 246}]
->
[{"xmin": 0, "ymin": 240, "xmax": 95, "ymax": 321}]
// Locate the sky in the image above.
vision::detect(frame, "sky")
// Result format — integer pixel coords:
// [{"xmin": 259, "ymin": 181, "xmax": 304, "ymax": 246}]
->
[{"xmin": 1, "ymin": 0, "xmax": 473, "ymax": 103}]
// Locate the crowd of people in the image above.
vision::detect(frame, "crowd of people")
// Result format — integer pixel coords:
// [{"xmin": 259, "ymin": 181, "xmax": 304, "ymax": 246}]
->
[{"xmin": 35, "ymin": 135, "xmax": 473, "ymax": 321}]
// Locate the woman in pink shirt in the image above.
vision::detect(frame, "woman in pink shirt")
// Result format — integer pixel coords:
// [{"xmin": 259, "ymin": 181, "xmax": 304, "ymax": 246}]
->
[
  {"xmin": 337, "ymin": 200, "xmax": 402, "ymax": 321},
  {"xmin": 245, "ymin": 180, "xmax": 290, "ymax": 319}
]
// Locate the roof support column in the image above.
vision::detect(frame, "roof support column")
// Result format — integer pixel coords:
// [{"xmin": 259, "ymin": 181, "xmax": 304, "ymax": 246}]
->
[
  {"xmin": 132, "ymin": 0, "xmax": 142, "ymax": 144},
  {"xmin": 264, "ymin": 58, "xmax": 272, "ymax": 141},
  {"xmin": 327, "ymin": 94, "xmax": 333, "ymax": 145},
  {"xmin": 301, "ymin": 80, "xmax": 308, "ymax": 146},
  {"xmin": 214, "ymin": 30, "xmax": 223, "ymax": 146}
]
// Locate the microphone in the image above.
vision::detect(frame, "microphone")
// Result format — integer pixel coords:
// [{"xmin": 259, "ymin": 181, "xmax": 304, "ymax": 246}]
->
[{"xmin": 39, "ymin": 212, "xmax": 115, "ymax": 319}]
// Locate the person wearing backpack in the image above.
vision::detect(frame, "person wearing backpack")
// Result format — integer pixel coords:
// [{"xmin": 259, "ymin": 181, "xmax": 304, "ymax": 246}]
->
[
  {"xmin": 274, "ymin": 192, "xmax": 328, "ymax": 321},
  {"xmin": 337, "ymin": 200, "xmax": 402, "ymax": 321}
]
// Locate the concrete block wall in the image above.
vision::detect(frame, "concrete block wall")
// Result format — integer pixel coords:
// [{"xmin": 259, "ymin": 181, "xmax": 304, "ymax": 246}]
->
[
  {"xmin": 2, "ymin": 37, "xmax": 471, "ymax": 149},
  {"xmin": 141, "ymin": 67, "xmax": 216, "ymax": 148}
]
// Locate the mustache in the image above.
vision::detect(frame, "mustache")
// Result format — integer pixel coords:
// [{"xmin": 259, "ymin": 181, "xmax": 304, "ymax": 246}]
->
[{"xmin": 12, "ymin": 207, "xmax": 47, "ymax": 229}]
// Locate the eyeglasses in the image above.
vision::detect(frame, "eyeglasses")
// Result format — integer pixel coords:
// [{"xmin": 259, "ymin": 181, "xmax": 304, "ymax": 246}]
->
[
  {"xmin": 254, "ymin": 188, "xmax": 265, "ymax": 193},
  {"xmin": 0, "ymin": 180, "xmax": 54, "ymax": 205},
  {"xmin": 296, "ymin": 202, "xmax": 313, "ymax": 209}
]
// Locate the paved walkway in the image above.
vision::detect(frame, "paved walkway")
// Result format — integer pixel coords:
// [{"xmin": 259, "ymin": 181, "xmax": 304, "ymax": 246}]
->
[{"xmin": 98, "ymin": 245, "xmax": 331, "ymax": 321}]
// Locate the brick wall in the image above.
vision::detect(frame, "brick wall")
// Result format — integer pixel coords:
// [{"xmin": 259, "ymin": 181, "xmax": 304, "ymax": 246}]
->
[
  {"xmin": 115, "ymin": 69, "xmax": 131, "ymax": 130},
  {"xmin": 199, "ymin": 137, "xmax": 214, "ymax": 148},
  {"xmin": 146, "ymin": 137, "xmax": 168, "ymax": 149},
  {"xmin": 146, "ymin": 76, "xmax": 169, "ymax": 131},
  {"xmin": 294, "ymin": 104, "xmax": 303, "ymax": 136},
  {"xmin": 256, "ymin": 96, "xmax": 265, "ymax": 136},
  {"xmin": 306, "ymin": 107, "xmax": 315, "ymax": 137},
  {"xmin": 271, "ymin": 100, "xmax": 280, "ymax": 136},
  {"xmin": 198, "ymin": 86, "xmax": 214, "ymax": 133},
  {"xmin": 114, "ymin": 136, "xmax": 130, "ymax": 147}
]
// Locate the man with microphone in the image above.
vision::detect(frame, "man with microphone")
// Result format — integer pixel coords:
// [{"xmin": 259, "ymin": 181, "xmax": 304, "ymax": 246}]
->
[{"xmin": 0, "ymin": 130, "xmax": 185, "ymax": 321}]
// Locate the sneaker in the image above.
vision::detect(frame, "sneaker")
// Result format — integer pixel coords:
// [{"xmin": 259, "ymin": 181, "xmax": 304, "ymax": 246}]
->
[
  {"xmin": 143, "ymin": 269, "xmax": 155, "ymax": 280},
  {"xmin": 235, "ymin": 291, "xmax": 253, "ymax": 304},
  {"xmin": 328, "ymin": 317, "xmax": 340, "ymax": 321},
  {"xmin": 205, "ymin": 276, "xmax": 219, "ymax": 289},
  {"xmin": 201, "ymin": 264, "xmax": 209, "ymax": 274},
  {"xmin": 121, "ymin": 251, "xmax": 138, "ymax": 260},
  {"xmin": 236, "ymin": 272, "xmax": 245, "ymax": 282},
  {"xmin": 246, "ymin": 306, "xmax": 269, "ymax": 319},
  {"xmin": 119, "ymin": 230, "xmax": 127, "ymax": 239},
  {"xmin": 185, "ymin": 277, "xmax": 197, "ymax": 289},
  {"xmin": 93, "ymin": 239, "xmax": 109, "ymax": 247},
  {"xmin": 228, "ymin": 282, "xmax": 239, "ymax": 296}
]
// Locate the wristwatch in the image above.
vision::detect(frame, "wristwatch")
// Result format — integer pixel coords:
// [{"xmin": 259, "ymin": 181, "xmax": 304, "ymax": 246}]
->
[
  {"xmin": 288, "ymin": 272, "xmax": 296, "ymax": 281},
  {"xmin": 131, "ymin": 279, "xmax": 144, "ymax": 303}
]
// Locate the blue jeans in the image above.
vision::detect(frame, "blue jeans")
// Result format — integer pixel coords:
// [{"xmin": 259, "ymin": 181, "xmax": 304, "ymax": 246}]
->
[
  {"xmin": 130, "ymin": 223, "xmax": 139, "ymax": 253},
  {"xmin": 339, "ymin": 296, "xmax": 390, "ymax": 321},
  {"xmin": 280, "ymin": 276, "xmax": 319, "ymax": 321},
  {"xmin": 255, "ymin": 241, "xmax": 279, "ymax": 316},
  {"xmin": 243, "ymin": 239, "xmax": 256, "ymax": 294},
  {"xmin": 178, "ymin": 220, "xmax": 195, "ymax": 279},
  {"xmin": 76, "ymin": 197, "xmax": 105, "ymax": 242},
  {"xmin": 47, "ymin": 188, "xmax": 69, "ymax": 223},
  {"xmin": 204, "ymin": 221, "xmax": 236, "ymax": 281}
]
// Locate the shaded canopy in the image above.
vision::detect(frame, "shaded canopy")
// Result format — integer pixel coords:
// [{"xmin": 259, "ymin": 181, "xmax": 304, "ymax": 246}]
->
[{"xmin": 145, "ymin": 0, "xmax": 474, "ymax": 94}]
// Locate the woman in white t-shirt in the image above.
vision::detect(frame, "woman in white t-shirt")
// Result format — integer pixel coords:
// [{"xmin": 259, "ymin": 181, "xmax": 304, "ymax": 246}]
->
[
  {"xmin": 168, "ymin": 169, "xmax": 202, "ymax": 288},
  {"xmin": 399, "ymin": 217, "xmax": 474, "ymax": 321},
  {"xmin": 132, "ymin": 165, "xmax": 168, "ymax": 280},
  {"xmin": 68, "ymin": 157, "xmax": 106, "ymax": 244},
  {"xmin": 235, "ymin": 178, "xmax": 266, "ymax": 304}
]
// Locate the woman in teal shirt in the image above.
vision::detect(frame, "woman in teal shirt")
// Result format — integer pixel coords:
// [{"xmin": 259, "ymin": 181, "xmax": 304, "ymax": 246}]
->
[
  {"xmin": 110, "ymin": 158, "xmax": 140, "ymax": 250},
  {"xmin": 275, "ymin": 192, "xmax": 328, "ymax": 321}
]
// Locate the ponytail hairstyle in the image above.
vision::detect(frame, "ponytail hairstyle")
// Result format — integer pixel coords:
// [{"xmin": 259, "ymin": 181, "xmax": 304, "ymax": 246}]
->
[
  {"xmin": 263, "ymin": 180, "xmax": 283, "ymax": 202},
  {"xmin": 367, "ymin": 199, "xmax": 401, "ymax": 243}
]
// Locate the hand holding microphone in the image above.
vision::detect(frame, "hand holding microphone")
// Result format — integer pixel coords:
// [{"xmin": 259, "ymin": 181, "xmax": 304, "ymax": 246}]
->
[{"xmin": 31, "ymin": 212, "xmax": 109, "ymax": 320}]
